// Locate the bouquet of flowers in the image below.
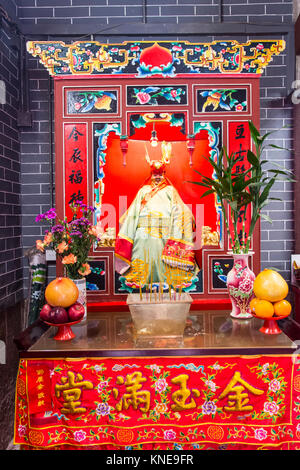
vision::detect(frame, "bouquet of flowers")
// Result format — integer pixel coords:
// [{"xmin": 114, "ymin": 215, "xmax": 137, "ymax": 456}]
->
[{"xmin": 35, "ymin": 200, "xmax": 102, "ymax": 279}]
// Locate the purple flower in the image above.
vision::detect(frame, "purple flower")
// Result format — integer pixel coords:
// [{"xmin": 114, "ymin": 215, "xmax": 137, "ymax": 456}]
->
[
  {"xmin": 35, "ymin": 208, "xmax": 57, "ymax": 223},
  {"xmin": 51, "ymin": 224, "xmax": 64, "ymax": 233},
  {"xmin": 70, "ymin": 231, "xmax": 83, "ymax": 237},
  {"xmin": 96, "ymin": 402, "xmax": 111, "ymax": 416},
  {"xmin": 201, "ymin": 400, "xmax": 217, "ymax": 415}
]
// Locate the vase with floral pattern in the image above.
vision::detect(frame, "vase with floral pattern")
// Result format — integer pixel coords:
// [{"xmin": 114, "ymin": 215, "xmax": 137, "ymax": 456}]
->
[{"xmin": 226, "ymin": 253, "xmax": 255, "ymax": 319}]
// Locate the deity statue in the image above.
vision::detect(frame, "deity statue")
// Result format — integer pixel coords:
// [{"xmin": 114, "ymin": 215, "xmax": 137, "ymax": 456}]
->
[{"xmin": 115, "ymin": 142, "xmax": 199, "ymax": 289}]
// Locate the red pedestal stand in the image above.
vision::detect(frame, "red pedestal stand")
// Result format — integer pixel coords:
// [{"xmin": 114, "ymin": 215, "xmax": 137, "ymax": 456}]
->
[
  {"xmin": 44, "ymin": 320, "xmax": 81, "ymax": 341},
  {"xmin": 252, "ymin": 314, "xmax": 285, "ymax": 335}
]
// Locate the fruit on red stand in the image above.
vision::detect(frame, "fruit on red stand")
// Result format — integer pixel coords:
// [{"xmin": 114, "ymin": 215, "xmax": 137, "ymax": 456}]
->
[
  {"xmin": 48, "ymin": 306, "xmax": 69, "ymax": 324},
  {"xmin": 39, "ymin": 303, "xmax": 52, "ymax": 321},
  {"xmin": 253, "ymin": 269, "xmax": 288, "ymax": 303},
  {"xmin": 68, "ymin": 302, "xmax": 85, "ymax": 322},
  {"xmin": 45, "ymin": 277, "xmax": 79, "ymax": 308}
]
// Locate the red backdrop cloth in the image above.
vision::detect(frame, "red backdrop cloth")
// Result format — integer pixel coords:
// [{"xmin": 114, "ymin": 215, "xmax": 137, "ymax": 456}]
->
[{"xmin": 14, "ymin": 355, "xmax": 300, "ymax": 450}]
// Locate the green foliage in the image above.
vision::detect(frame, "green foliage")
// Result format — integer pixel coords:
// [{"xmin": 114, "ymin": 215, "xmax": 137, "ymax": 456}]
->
[{"xmin": 188, "ymin": 121, "xmax": 295, "ymax": 253}]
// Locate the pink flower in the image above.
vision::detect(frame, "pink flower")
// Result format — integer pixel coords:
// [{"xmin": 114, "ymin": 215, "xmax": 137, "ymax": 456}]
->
[
  {"xmin": 205, "ymin": 380, "xmax": 217, "ymax": 392},
  {"xmin": 263, "ymin": 401, "xmax": 279, "ymax": 416},
  {"xmin": 97, "ymin": 380, "xmax": 109, "ymax": 392},
  {"xmin": 18, "ymin": 424, "xmax": 27, "ymax": 437},
  {"xmin": 136, "ymin": 91, "xmax": 151, "ymax": 104},
  {"xmin": 254, "ymin": 428, "xmax": 267, "ymax": 441},
  {"xmin": 74, "ymin": 103, "xmax": 82, "ymax": 111},
  {"xmin": 78, "ymin": 263, "xmax": 91, "ymax": 276},
  {"xmin": 164, "ymin": 429, "xmax": 176, "ymax": 440},
  {"xmin": 62, "ymin": 253, "xmax": 77, "ymax": 265},
  {"xmin": 170, "ymin": 89, "xmax": 178, "ymax": 98},
  {"xmin": 57, "ymin": 241, "xmax": 68, "ymax": 254},
  {"xmin": 268, "ymin": 379, "xmax": 281, "ymax": 393},
  {"xmin": 235, "ymin": 104, "xmax": 243, "ymax": 111},
  {"xmin": 36, "ymin": 239, "xmax": 45, "ymax": 252},
  {"xmin": 43, "ymin": 232, "xmax": 53, "ymax": 246},
  {"xmin": 239, "ymin": 275, "xmax": 253, "ymax": 293},
  {"xmin": 73, "ymin": 430, "xmax": 86, "ymax": 442},
  {"xmin": 155, "ymin": 378, "xmax": 168, "ymax": 393},
  {"xmin": 257, "ymin": 43, "xmax": 264, "ymax": 50}
]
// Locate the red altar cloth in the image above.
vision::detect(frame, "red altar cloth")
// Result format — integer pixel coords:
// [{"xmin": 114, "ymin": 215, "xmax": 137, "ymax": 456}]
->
[{"xmin": 14, "ymin": 355, "xmax": 300, "ymax": 450}]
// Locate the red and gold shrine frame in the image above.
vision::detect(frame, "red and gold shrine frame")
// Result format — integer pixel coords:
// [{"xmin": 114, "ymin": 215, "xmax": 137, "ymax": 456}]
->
[{"xmin": 14, "ymin": 355, "xmax": 300, "ymax": 450}]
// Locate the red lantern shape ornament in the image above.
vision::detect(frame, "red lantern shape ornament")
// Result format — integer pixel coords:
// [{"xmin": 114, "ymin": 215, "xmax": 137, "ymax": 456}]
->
[{"xmin": 120, "ymin": 135, "xmax": 128, "ymax": 166}]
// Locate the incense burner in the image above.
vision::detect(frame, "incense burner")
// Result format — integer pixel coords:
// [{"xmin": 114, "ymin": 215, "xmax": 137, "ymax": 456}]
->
[{"xmin": 126, "ymin": 292, "xmax": 193, "ymax": 347}]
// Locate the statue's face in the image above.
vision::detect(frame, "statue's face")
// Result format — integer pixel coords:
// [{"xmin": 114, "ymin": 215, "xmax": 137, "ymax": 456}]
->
[{"xmin": 151, "ymin": 173, "xmax": 164, "ymax": 185}]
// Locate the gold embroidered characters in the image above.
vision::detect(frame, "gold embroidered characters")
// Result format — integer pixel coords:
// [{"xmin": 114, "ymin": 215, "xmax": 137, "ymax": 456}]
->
[
  {"xmin": 218, "ymin": 371, "xmax": 264, "ymax": 412},
  {"xmin": 171, "ymin": 374, "xmax": 200, "ymax": 411},
  {"xmin": 55, "ymin": 371, "xmax": 93, "ymax": 414},
  {"xmin": 113, "ymin": 372, "xmax": 151, "ymax": 413}
]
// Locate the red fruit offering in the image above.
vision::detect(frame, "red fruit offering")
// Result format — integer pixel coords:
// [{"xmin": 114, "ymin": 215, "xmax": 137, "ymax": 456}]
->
[
  {"xmin": 48, "ymin": 306, "xmax": 69, "ymax": 324},
  {"xmin": 40, "ymin": 303, "xmax": 52, "ymax": 321},
  {"xmin": 68, "ymin": 302, "xmax": 85, "ymax": 322}
]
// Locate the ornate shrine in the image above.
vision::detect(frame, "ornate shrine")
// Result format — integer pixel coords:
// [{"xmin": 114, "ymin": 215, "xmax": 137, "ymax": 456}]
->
[{"xmin": 27, "ymin": 39, "xmax": 285, "ymax": 305}]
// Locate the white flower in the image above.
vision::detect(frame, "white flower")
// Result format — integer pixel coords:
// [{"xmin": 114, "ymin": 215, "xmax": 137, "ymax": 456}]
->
[{"xmin": 205, "ymin": 380, "xmax": 217, "ymax": 392}]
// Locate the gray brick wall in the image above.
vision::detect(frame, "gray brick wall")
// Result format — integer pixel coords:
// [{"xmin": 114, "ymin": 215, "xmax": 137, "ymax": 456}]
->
[
  {"xmin": 17, "ymin": 0, "xmax": 295, "ymax": 284},
  {"xmin": 0, "ymin": 9, "xmax": 23, "ymax": 308},
  {"xmin": 16, "ymin": 0, "xmax": 293, "ymax": 25}
]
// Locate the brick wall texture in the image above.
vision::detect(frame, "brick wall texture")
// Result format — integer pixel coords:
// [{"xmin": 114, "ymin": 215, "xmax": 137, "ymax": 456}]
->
[
  {"xmin": 0, "ymin": 7, "xmax": 23, "ymax": 309},
  {"xmin": 0, "ymin": 0, "xmax": 296, "ymax": 305}
]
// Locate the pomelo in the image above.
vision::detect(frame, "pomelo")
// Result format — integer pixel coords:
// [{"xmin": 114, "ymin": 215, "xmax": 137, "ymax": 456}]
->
[{"xmin": 253, "ymin": 269, "xmax": 288, "ymax": 303}]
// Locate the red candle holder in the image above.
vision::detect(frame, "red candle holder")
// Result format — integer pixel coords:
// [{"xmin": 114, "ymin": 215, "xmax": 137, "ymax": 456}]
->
[
  {"xmin": 251, "ymin": 314, "xmax": 286, "ymax": 335},
  {"xmin": 44, "ymin": 320, "xmax": 81, "ymax": 341}
]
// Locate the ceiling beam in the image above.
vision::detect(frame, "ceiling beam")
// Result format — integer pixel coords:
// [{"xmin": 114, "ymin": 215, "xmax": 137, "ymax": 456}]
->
[{"xmin": 19, "ymin": 20, "xmax": 294, "ymax": 38}]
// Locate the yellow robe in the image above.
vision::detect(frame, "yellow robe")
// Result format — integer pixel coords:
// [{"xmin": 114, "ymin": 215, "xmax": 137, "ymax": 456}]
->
[{"xmin": 115, "ymin": 180, "xmax": 197, "ymax": 288}]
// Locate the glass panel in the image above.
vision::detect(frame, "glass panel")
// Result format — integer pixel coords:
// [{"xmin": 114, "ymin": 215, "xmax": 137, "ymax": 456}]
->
[{"xmin": 29, "ymin": 311, "xmax": 296, "ymax": 353}]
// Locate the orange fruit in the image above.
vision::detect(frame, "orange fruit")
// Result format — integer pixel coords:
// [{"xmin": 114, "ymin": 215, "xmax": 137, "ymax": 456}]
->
[
  {"xmin": 273, "ymin": 299, "xmax": 292, "ymax": 318},
  {"xmin": 253, "ymin": 269, "xmax": 288, "ymax": 302},
  {"xmin": 45, "ymin": 277, "xmax": 79, "ymax": 308},
  {"xmin": 252, "ymin": 299, "xmax": 274, "ymax": 318},
  {"xmin": 249, "ymin": 297, "xmax": 260, "ymax": 313}
]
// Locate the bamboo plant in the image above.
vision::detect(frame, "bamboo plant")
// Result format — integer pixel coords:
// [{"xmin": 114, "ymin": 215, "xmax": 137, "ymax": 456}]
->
[{"xmin": 189, "ymin": 121, "xmax": 294, "ymax": 254}]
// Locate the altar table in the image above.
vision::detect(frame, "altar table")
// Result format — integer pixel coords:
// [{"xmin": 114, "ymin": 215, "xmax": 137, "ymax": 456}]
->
[{"xmin": 13, "ymin": 310, "xmax": 300, "ymax": 450}]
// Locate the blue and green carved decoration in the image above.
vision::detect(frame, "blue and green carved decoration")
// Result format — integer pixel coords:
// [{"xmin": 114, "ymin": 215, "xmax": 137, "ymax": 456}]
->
[
  {"xmin": 197, "ymin": 89, "xmax": 247, "ymax": 113},
  {"xmin": 94, "ymin": 122, "xmax": 121, "ymax": 224},
  {"xmin": 27, "ymin": 40, "xmax": 285, "ymax": 77},
  {"xmin": 67, "ymin": 90, "xmax": 117, "ymax": 114},
  {"xmin": 127, "ymin": 85, "xmax": 187, "ymax": 106},
  {"xmin": 193, "ymin": 121, "xmax": 223, "ymax": 244}
]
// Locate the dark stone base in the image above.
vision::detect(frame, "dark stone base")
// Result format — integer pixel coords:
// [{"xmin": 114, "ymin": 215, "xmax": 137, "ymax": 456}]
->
[{"xmin": 0, "ymin": 301, "xmax": 25, "ymax": 449}]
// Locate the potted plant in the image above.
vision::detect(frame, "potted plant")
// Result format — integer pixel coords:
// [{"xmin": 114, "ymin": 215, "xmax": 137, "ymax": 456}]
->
[
  {"xmin": 35, "ymin": 200, "xmax": 102, "ymax": 320},
  {"xmin": 189, "ymin": 121, "xmax": 294, "ymax": 318}
]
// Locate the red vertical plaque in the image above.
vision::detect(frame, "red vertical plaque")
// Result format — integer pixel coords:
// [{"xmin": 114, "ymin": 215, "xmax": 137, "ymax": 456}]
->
[
  {"xmin": 228, "ymin": 121, "xmax": 252, "ymax": 250},
  {"xmin": 64, "ymin": 123, "xmax": 88, "ymax": 221}
]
